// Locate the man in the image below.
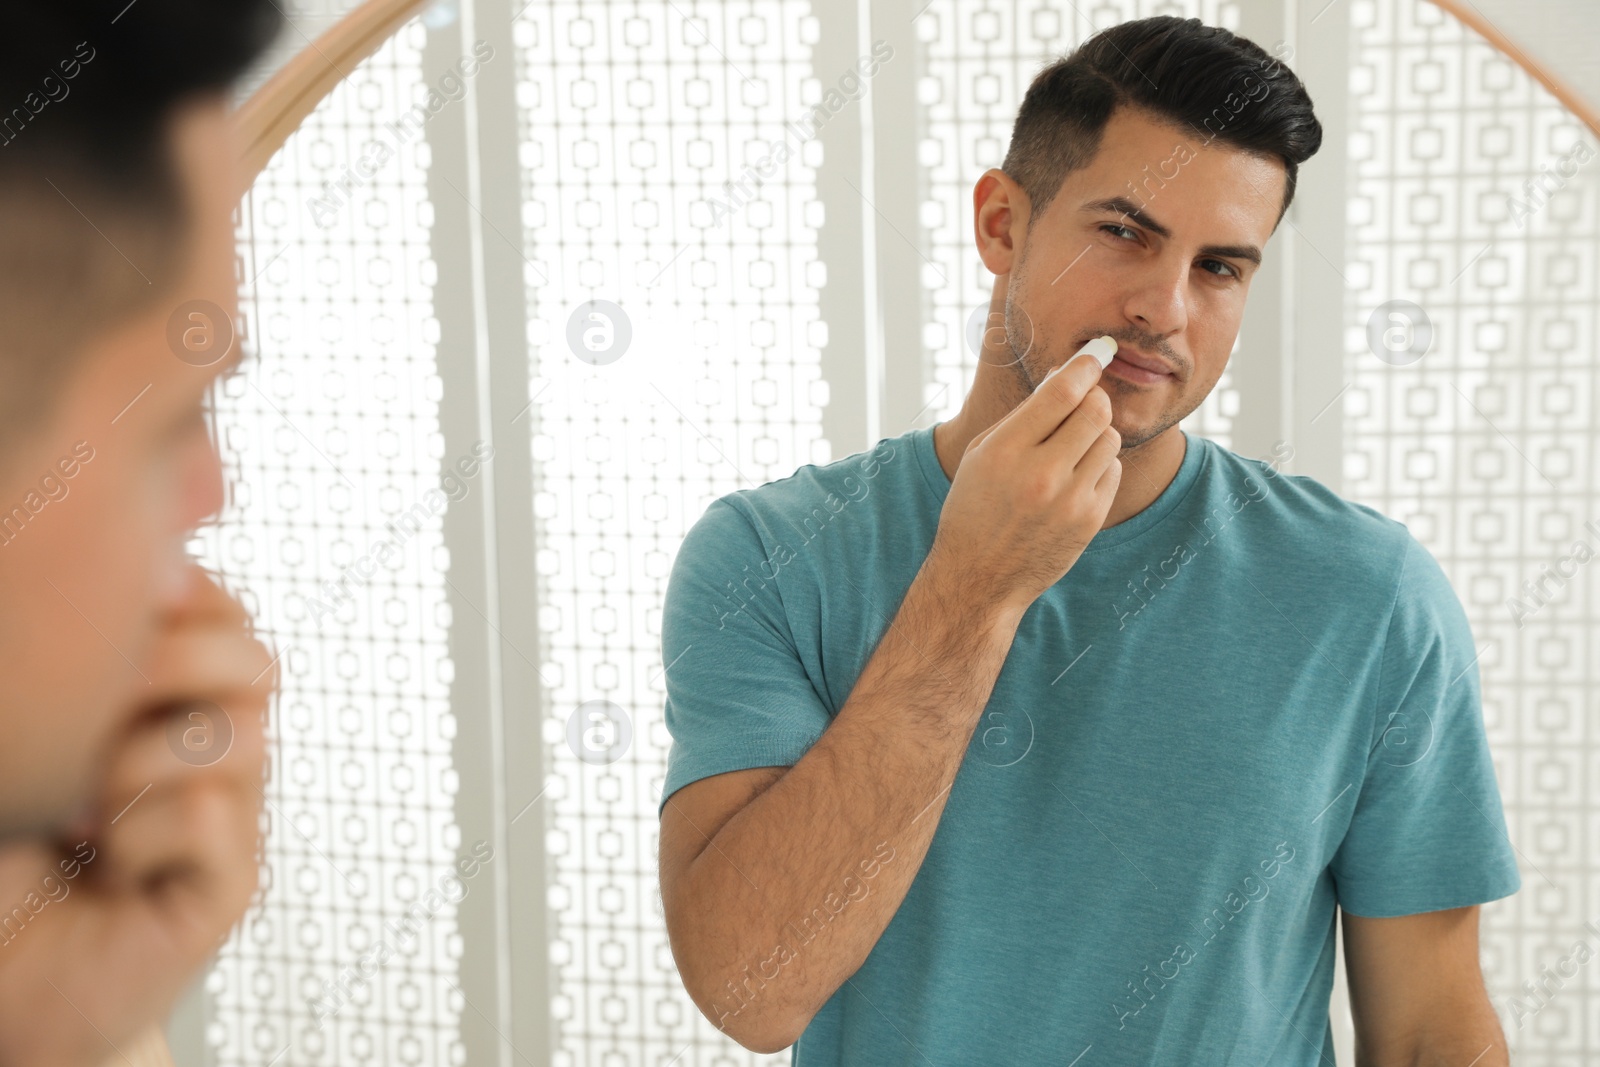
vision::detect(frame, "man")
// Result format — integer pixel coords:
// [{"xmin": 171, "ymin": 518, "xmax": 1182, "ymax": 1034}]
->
[
  {"xmin": 658, "ymin": 15, "xmax": 1519, "ymax": 1065},
  {"xmin": 0, "ymin": 2, "xmax": 283, "ymax": 1063}
]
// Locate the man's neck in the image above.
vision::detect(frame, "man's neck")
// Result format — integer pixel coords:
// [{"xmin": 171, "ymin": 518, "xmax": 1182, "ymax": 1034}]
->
[{"xmin": 932, "ymin": 414, "xmax": 1186, "ymax": 531}]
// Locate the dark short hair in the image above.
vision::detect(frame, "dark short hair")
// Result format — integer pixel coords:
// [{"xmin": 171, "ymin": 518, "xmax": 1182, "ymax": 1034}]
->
[
  {"xmin": 0, "ymin": 0, "xmax": 281, "ymax": 453},
  {"xmin": 1001, "ymin": 15, "xmax": 1322, "ymax": 230}
]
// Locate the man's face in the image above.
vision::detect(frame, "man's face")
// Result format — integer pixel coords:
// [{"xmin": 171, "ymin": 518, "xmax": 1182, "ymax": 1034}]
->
[
  {"xmin": 0, "ymin": 96, "xmax": 240, "ymax": 837},
  {"xmin": 994, "ymin": 104, "xmax": 1286, "ymax": 450}
]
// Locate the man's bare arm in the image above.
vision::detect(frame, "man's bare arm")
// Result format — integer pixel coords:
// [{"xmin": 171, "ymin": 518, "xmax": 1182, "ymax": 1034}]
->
[
  {"xmin": 659, "ymin": 344, "xmax": 1123, "ymax": 1052},
  {"xmin": 660, "ymin": 557, "xmax": 1026, "ymax": 1051},
  {"xmin": 1343, "ymin": 905, "xmax": 1509, "ymax": 1066}
]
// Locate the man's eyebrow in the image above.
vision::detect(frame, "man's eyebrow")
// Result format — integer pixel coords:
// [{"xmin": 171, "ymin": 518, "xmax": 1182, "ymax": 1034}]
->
[{"xmin": 1081, "ymin": 196, "xmax": 1262, "ymax": 268}]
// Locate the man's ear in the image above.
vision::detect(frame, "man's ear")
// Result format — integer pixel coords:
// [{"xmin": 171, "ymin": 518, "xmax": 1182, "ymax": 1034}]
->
[{"xmin": 974, "ymin": 168, "xmax": 1028, "ymax": 276}]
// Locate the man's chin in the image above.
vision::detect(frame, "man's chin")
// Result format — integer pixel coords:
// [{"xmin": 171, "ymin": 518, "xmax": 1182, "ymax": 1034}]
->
[{"xmin": 1108, "ymin": 416, "xmax": 1169, "ymax": 454}]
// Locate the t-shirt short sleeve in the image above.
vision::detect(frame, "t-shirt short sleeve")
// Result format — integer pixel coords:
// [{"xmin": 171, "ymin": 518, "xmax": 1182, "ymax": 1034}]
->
[
  {"xmin": 1329, "ymin": 533, "xmax": 1522, "ymax": 917},
  {"xmin": 657, "ymin": 496, "xmax": 834, "ymax": 818}
]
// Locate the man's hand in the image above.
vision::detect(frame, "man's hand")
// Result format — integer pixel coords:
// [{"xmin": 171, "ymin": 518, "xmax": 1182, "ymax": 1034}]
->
[
  {"xmin": 0, "ymin": 564, "xmax": 275, "ymax": 1067},
  {"xmin": 931, "ymin": 346, "xmax": 1122, "ymax": 618}
]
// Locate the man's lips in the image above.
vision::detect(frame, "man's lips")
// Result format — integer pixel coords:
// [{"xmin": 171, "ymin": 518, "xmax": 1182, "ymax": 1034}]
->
[
  {"xmin": 1117, "ymin": 350, "xmax": 1172, "ymax": 376},
  {"xmin": 1068, "ymin": 337, "xmax": 1184, "ymax": 383},
  {"xmin": 1083, "ymin": 340, "xmax": 1174, "ymax": 377}
]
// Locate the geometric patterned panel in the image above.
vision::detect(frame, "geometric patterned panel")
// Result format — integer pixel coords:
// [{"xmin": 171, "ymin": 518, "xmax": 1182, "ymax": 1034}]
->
[
  {"xmin": 513, "ymin": 2, "xmax": 823, "ymax": 1063},
  {"xmin": 196, "ymin": 21, "xmax": 467, "ymax": 1065},
  {"xmin": 916, "ymin": 0, "xmax": 1243, "ymax": 448},
  {"xmin": 1343, "ymin": 0, "xmax": 1598, "ymax": 1057}
]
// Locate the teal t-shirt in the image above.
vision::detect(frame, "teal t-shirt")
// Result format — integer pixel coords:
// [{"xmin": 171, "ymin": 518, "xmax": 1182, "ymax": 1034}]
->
[{"xmin": 658, "ymin": 424, "xmax": 1520, "ymax": 1065}]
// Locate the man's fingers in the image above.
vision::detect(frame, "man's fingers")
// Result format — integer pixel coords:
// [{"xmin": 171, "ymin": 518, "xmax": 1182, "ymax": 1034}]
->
[
  {"xmin": 89, "ymin": 778, "xmax": 261, "ymax": 910},
  {"xmin": 1040, "ymin": 385, "xmax": 1116, "ymax": 471},
  {"xmin": 140, "ymin": 624, "xmax": 277, "ymax": 706},
  {"xmin": 0, "ymin": 568, "xmax": 272, "ymax": 1067},
  {"xmin": 102, "ymin": 705, "xmax": 266, "ymax": 802},
  {"xmin": 988, "ymin": 352, "xmax": 1108, "ymax": 450},
  {"xmin": 1074, "ymin": 414, "xmax": 1122, "ymax": 474},
  {"xmin": 82, "ymin": 565, "xmax": 271, "ymax": 915},
  {"xmin": 1096, "ymin": 455, "xmax": 1123, "ymax": 495}
]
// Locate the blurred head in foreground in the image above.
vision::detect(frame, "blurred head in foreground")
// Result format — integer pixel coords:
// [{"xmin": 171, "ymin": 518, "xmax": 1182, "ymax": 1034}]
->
[{"xmin": 0, "ymin": 0, "xmax": 281, "ymax": 837}]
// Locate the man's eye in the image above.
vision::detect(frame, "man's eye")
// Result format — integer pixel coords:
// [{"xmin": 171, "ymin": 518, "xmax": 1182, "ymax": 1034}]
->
[
  {"xmin": 1199, "ymin": 258, "xmax": 1240, "ymax": 279},
  {"xmin": 1101, "ymin": 223, "xmax": 1138, "ymax": 241}
]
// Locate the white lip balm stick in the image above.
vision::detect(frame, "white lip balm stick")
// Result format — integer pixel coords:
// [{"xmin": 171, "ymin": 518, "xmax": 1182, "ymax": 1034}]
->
[
  {"xmin": 1044, "ymin": 335, "xmax": 1118, "ymax": 383},
  {"xmin": 1073, "ymin": 334, "xmax": 1119, "ymax": 369}
]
